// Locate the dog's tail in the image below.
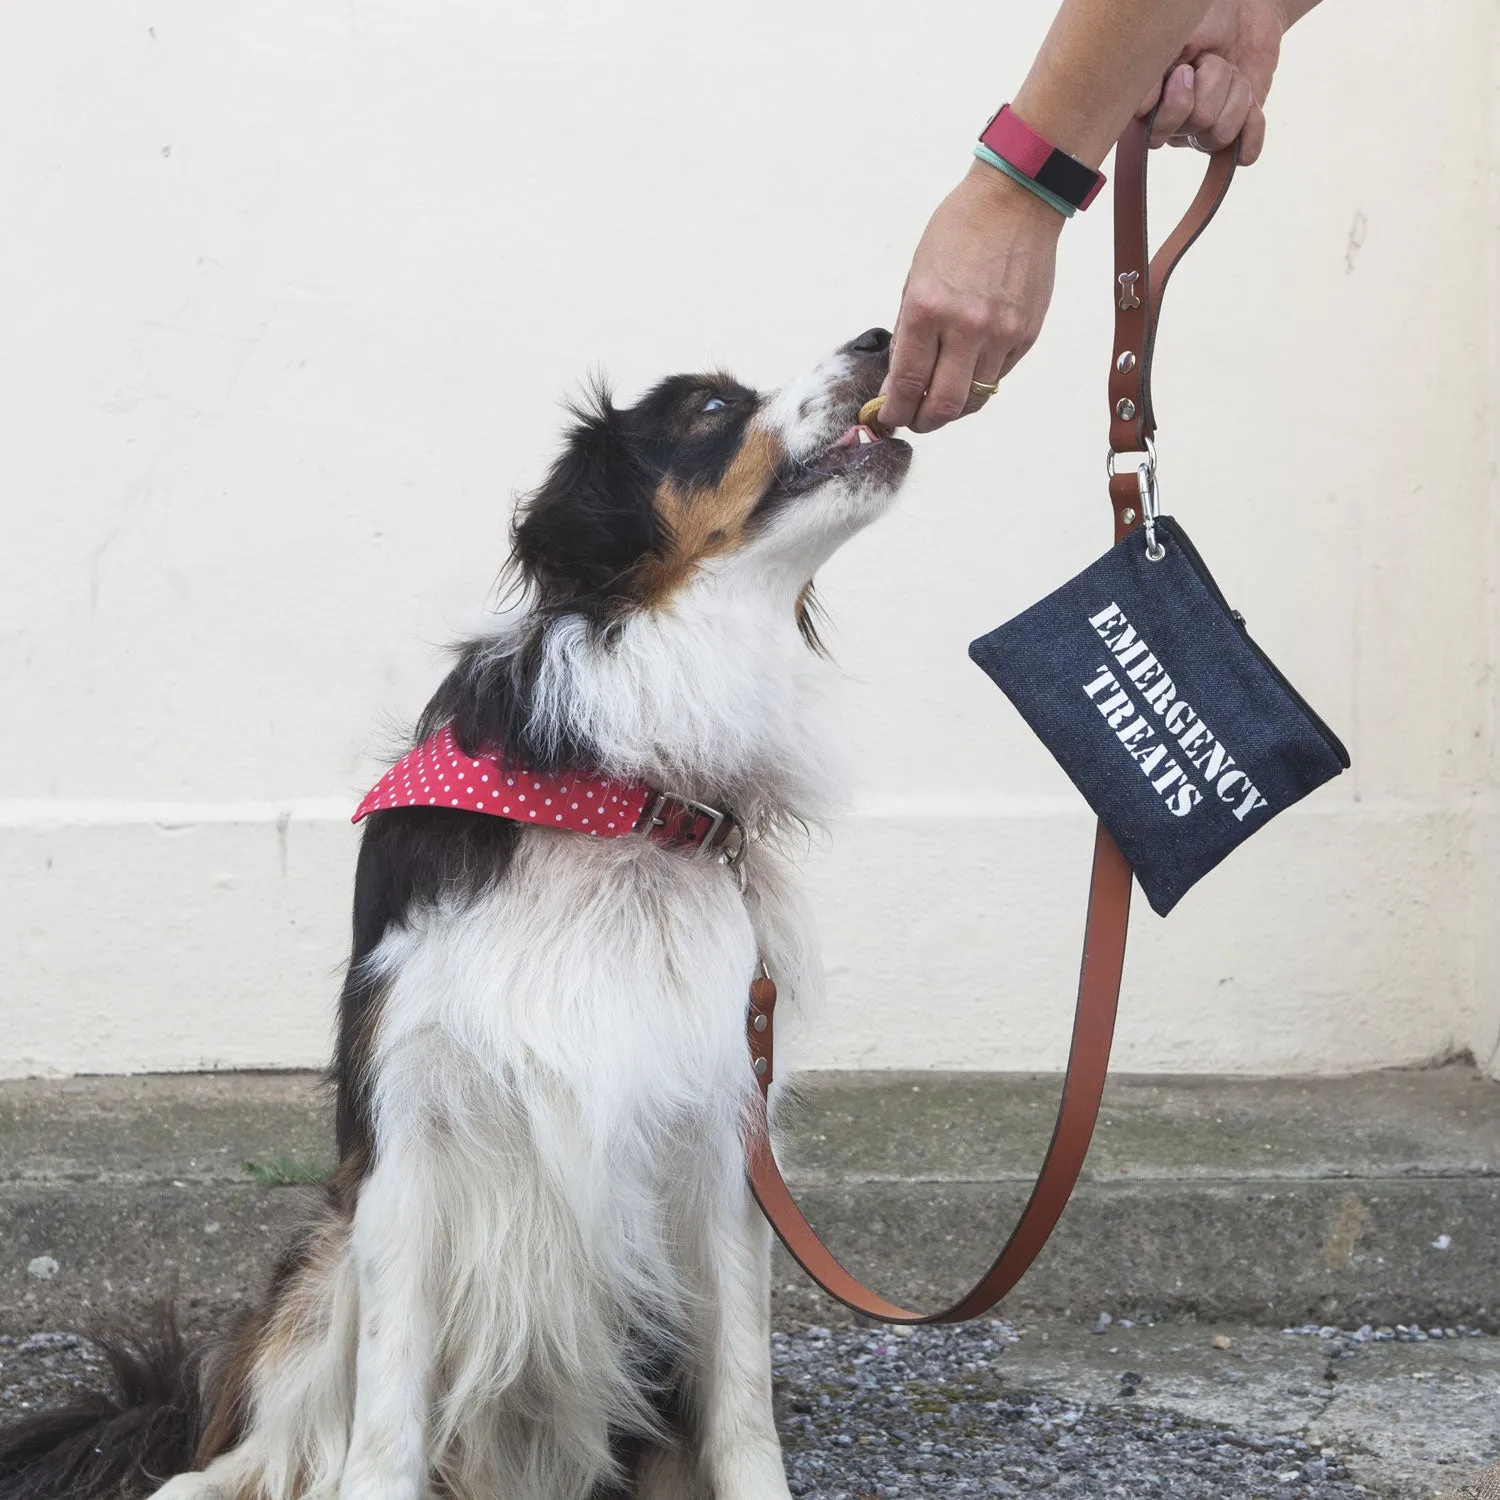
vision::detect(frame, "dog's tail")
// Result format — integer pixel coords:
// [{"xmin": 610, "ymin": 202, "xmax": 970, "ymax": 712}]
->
[{"xmin": 0, "ymin": 1308, "xmax": 212, "ymax": 1500}]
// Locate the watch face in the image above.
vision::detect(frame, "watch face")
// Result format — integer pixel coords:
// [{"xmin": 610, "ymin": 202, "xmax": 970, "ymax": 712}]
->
[{"xmin": 1035, "ymin": 149, "xmax": 1102, "ymax": 210}]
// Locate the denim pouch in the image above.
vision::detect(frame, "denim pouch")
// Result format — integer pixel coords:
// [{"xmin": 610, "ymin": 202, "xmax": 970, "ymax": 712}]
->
[{"xmin": 968, "ymin": 515, "xmax": 1349, "ymax": 916}]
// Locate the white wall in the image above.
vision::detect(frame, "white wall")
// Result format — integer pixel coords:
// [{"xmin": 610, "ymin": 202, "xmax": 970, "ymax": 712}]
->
[
  {"xmin": 2, "ymin": 1, "xmax": 1496, "ymax": 1077},
  {"xmin": 1475, "ymin": 16, "xmax": 1500, "ymax": 1084}
]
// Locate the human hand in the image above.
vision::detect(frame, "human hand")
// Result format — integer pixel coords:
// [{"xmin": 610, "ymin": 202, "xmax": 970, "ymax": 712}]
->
[
  {"xmin": 879, "ymin": 163, "xmax": 1063, "ymax": 433},
  {"xmin": 1136, "ymin": 0, "xmax": 1293, "ymax": 164}
]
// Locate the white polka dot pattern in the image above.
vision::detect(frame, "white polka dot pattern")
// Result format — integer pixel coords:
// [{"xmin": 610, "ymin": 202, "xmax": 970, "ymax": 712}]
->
[{"xmin": 352, "ymin": 724, "xmax": 651, "ymax": 837}]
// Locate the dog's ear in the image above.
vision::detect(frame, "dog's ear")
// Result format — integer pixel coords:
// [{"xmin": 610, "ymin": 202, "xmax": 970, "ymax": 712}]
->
[
  {"xmin": 512, "ymin": 387, "xmax": 658, "ymax": 601},
  {"xmin": 795, "ymin": 581, "xmax": 832, "ymax": 658}
]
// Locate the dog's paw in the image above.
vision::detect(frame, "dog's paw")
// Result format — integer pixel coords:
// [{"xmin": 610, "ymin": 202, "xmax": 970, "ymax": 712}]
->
[
  {"xmin": 149, "ymin": 1476, "xmax": 227, "ymax": 1500},
  {"xmin": 336, "ymin": 1462, "xmax": 424, "ymax": 1500}
]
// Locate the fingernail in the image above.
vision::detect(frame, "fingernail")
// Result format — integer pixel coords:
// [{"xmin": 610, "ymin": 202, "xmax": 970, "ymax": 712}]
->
[{"xmin": 1177, "ymin": 63, "xmax": 1194, "ymax": 89}]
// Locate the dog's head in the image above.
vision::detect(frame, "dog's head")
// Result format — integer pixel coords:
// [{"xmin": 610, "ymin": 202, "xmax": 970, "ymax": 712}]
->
[{"xmin": 511, "ymin": 328, "xmax": 911, "ymax": 629}]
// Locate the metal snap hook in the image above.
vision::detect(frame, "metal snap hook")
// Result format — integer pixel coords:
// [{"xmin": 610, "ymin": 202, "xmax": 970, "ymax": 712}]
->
[{"xmin": 1137, "ymin": 464, "xmax": 1166, "ymax": 561}]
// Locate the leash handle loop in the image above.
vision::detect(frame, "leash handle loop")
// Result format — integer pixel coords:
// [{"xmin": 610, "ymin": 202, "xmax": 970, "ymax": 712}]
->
[
  {"xmin": 743, "ymin": 119, "xmax": 1238, "ymax": 1325},
  {"xmin": 1109, "ymin": 115, "xmax": 1239, "ymax": 538}
]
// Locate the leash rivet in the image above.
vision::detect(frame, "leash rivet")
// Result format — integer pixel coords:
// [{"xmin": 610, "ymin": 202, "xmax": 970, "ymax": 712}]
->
[
  {"xmin": 1121, "ymin": 507, "xmax": 1136, "ymax": 525},
  {"xmin": 753, "ymin": 1013, "xmax": 768, "ymax": 1033},
  {"xmin": 754, "ymin": 1057, "xmax": 768, "ymax": 1077},
  {"xmin": 1116, "ymin": 350, "xmax": 1136, "ymax": 373},
  {"xmin": 1114, "ymin": 397, "xmax": 1136, "ymax": 421}
]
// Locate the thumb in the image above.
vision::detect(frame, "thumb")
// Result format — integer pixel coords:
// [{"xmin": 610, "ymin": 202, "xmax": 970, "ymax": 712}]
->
[{"xmin": 1135, "ymin": 77, "xmax": 1164, "ymax": 118}]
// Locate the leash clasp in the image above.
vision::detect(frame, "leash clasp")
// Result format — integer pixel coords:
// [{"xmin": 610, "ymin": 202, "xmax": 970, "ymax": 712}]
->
[{"xmin": 1105, "ymin": 436, "xmax": 1164, "ymax": 561}]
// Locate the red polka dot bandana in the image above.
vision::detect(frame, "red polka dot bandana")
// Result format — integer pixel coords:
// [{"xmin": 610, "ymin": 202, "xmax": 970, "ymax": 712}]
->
[{"xmin": 353, "ymin": 725, "xmax": 651, "ymax": 836}]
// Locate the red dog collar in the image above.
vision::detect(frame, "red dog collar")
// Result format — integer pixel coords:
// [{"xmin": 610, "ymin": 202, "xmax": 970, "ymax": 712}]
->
[{"xmin": 353, "ymin": 725, "xmax": 745, "ymax": 862}]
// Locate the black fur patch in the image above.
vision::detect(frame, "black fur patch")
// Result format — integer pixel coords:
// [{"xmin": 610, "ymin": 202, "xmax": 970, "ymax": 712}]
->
[
  {"xmin": 628, "ymin": 374, "xmax": 760, "ymax": 493},
  {"xmin": 415, "ymin": 641, "xmax": 593, "ymax": 776},
  {"xmin": 332, "ymin": 805, "xmax": 522, "ymax": 1165},
  {"xmin": 0, "ymin": 1308, "xmax": 209, "ymax": 1500},
  {"xmin": 513, "ymin": 377, "xmax": 761, "ymax": 626},
  {"xmin": 592, "ymin": 1342, "xmax": 698, "ymax": 1500}
]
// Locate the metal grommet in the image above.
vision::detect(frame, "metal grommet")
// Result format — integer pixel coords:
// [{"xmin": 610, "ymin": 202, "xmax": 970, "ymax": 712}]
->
[
  {"xmin": 1121, "ymin": 507, "xmax": 1136, "ymax": 525},
  {"xmin": 1145, "ymin": 541, "xmax": 1167, "ymax": 562},
  {"xmin": 1116, "ymin": 351, "xmax": 1136, "ymax": 374},
  {"xmin": 753, "ymin": 1057, "xmax": 769, "ymax": 1077},
  {"xmin": 1115, "ymin": 397, "xmax": 1137, "ymax": 421},
  {"xmin": 752, "ymin": 1013, "xmax": 768, "ymax": 1033}
]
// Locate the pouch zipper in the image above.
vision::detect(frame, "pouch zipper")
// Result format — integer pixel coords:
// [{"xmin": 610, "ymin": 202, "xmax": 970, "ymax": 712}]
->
[{"xmin": 1154, "ymin": 518, "xmax": 1350, "ymax": 768}]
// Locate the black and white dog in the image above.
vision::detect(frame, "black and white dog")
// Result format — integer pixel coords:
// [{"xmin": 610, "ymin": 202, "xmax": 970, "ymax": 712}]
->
[{"xmin": 0, "ymin": 328, "xmax": 911, "ymax": 1500}]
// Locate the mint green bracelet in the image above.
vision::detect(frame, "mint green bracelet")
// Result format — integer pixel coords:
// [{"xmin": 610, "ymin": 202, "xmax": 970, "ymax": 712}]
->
[{"xmin": 973, "ymin": 143, "xmax": 1076, "ymax": 219}]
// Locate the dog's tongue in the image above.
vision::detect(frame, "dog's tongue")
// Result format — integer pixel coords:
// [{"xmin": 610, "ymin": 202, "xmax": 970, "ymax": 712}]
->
[{"xmin": 833, "ymin": 424, "xmax": 880, "ymax": 449}]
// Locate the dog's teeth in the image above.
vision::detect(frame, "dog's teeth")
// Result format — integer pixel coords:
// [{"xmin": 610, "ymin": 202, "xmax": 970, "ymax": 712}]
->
[{"xmin": 857, "ymin": 428, "xmax": 873, "ymax": 444}]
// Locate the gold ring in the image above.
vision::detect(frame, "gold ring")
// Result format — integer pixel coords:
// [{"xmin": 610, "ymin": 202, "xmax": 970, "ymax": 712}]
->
[{"xmin": 970, "ymin": 378, "xmax": 1000, "ymax": 398}]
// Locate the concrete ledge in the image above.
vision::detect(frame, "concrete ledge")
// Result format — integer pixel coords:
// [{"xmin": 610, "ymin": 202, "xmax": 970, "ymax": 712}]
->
[
  {"xmin": 1, "ymin": 1066, "xmax": 1496, "ymax": 1335},
  {"xmin": 769, "ymin": 1066, "xmax": 1500, "ymax": 1327}
]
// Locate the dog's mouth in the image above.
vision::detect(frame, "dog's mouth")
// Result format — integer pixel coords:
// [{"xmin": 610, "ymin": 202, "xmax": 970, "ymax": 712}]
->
[
  {"xmin": 763, "ymin": 409, "xmax": 911, "ymax": 505},
  {"xmin": 822, "ymin": 376, "xmax": 906, "ymax": 463},
  {"xmin": 831, "ymin": 421, "xmax": 888, "ymax": 450},
  {"xmin": 808, "ymin": 413, "xmax": 911, "ymax": 479}
]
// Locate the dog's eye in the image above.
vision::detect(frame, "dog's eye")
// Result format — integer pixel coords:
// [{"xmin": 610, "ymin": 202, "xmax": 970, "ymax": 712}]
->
[{"xmin": 701, "ymin": 396, "xmax": 727, "ymax": 413}]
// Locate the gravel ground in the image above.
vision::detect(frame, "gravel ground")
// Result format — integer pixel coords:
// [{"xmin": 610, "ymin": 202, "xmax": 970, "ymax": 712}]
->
[
  {"xmin": 773, "ymin": 1322, "xmax": 1364, "ymax": 1499},
  {"xmin": 2, "ymin": 1322, "xmax": 1377, "ymax": 1498},
  {"xmin": 0, "ymin": 1329, "xmax": 109, "ymax": 1415}
]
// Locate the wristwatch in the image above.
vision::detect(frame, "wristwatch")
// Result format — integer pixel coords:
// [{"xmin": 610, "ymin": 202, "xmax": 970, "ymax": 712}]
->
[{"xmin": 978, "ymin": 104, "xmax": 1106, "ymax": 213}]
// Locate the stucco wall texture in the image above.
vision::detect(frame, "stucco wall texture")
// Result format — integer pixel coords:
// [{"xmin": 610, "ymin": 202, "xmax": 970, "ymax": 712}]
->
[{"xmin": 2, "ymin": 2, "xmax": 1496, "ymax": 1078}]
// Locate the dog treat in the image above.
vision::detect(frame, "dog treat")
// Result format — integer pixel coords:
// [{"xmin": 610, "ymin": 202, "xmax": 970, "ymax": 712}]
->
[{"xmin": 858, "ymin": 395, "xmax": 886, "ymax": 428}]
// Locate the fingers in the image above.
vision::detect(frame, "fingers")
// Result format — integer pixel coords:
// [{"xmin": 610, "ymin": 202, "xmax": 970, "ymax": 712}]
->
[
  {"xmin": 1179, "ymin": 58, "xmax": 1253, "ymax": 153},
  {"xmin": 883, "ymin": 274, "xmax": 1050, "ymax": 433},
  {"xmin": 1152, "ymin": 54, "xmax": 1265, "ymax": 161},
  {"xmin": 962, "ymin": 350, "xmax": 1006, "ymax": 417},
  {"xmin": 908, "ymin": 315, "xmax": 983, "ymax": 434},
  {"xmin": 878, "ymin": 307, "xmax": 938, "ymax": 431},
  {"xmin": 885, "ymin": 307, "xmax": 1014, "ymax": 435},
  {"xmin": 885, "ymin": 290, "xmax": 1006, "ymax": 434},
  {"xmin": 1149, "ymin": 64, "xmax": 1196, "ymax": 146},
  {"xmin": 1181, "ymin": 53, "xmax": 1234, "ymax": 143},
  {"xmin": 1238, "ymin": 97, "xmax": 1267, "ymax": 165}
]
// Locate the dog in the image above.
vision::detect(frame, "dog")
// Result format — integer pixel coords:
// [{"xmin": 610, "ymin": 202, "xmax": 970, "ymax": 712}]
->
[{"xmin": 0, "ymin": 326, "xmax": 911, "ymax": 1500}]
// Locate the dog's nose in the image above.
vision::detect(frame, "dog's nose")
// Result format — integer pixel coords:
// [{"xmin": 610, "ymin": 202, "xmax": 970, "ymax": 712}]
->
[{"xmin": 846, "ymin": 327, "xmax": 892, "ymax": 354}]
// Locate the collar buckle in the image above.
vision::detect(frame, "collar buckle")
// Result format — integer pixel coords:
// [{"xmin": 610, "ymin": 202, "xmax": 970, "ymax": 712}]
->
[{"xmin": 645, "ymin": 792, "xmax": 748, "ymax": 874}]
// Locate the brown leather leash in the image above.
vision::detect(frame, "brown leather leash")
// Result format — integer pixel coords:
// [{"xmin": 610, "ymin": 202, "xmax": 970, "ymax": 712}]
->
[{"xmin": 742, "ymin": 118, "xmax": 1241, "ymax": 1324}]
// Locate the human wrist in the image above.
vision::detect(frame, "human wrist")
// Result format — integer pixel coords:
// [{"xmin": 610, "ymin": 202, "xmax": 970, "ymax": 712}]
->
[
  {"xmin": 973, "ymin": 105, "xmax": 1105, "ymax": 218},
  {"xmin": 1009, "ymin": 81, "xmax": 1117, "ymax": 171},
  {"xmin": 963, "ymin": 158, "xmax": 1067, "ymax": 237},
  {"xmin": 972, "ymin": 146, "xmax": 1075, "ymax": 220}
]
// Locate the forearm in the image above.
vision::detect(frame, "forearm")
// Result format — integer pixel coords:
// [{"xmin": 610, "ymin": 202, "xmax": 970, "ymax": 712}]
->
[
  {"xmin": 1280, "ymin": 0, "xmax": 1321, "ymax": 25},
  {"xmin": 1012, "ymin": 0, "xmax": 1217, "ymax": 167}
]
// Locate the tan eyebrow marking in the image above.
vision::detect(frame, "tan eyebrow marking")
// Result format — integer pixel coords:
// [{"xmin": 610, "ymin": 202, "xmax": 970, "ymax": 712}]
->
[{"xmin": 636, "ymin": 426, "xmax": 784, "ymax": 604}]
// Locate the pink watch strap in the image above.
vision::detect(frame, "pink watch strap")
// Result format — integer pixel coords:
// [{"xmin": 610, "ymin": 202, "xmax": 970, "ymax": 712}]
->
[{"xmin": 979, "ymin": 104, "xmax": 1106, "ymax": 211}]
